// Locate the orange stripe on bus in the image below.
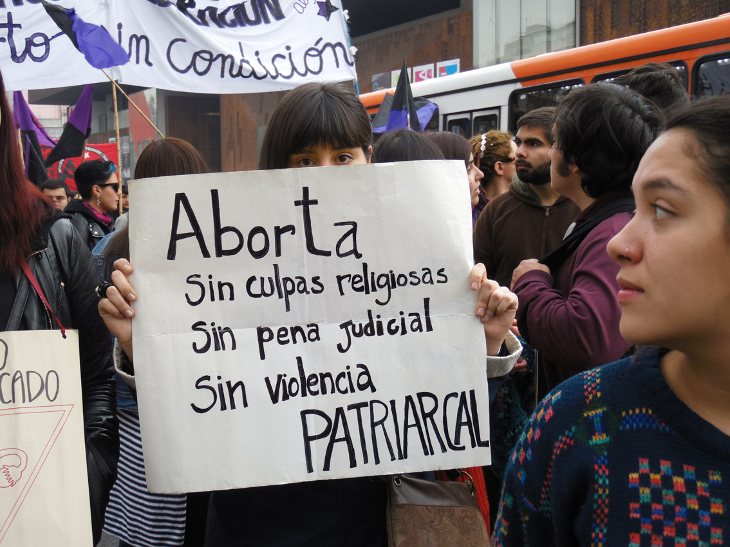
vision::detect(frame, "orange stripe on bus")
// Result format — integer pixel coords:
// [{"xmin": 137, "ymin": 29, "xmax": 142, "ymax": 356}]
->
[{"xmin": 511, "ymin": 15, "xmax": 730, "ymax": 83}]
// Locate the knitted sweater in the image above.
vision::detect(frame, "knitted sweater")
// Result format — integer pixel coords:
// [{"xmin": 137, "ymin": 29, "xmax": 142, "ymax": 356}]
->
[{"xmin": 493, "ymin": 347, "xmax": 730, "ymax": 546}]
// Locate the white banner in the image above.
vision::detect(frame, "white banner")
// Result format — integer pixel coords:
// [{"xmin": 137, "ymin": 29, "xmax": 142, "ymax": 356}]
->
[
  {"xmin": 1, "ymin": 0, "xmax": 356, "ymax": 93},
  {"xmin": 129, "ymin": 161, "xmax": 491, "ymax": 493},
  {"xmin": 0, "ymin": 330, "xmax": 92, "ymax": 547}
]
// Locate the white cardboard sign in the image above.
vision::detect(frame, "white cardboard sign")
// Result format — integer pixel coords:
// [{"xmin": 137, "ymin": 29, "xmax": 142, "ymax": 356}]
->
[
  {"xmin": 129, "ymin": 161, "xmax": 491, "ymax": 493},
  {"xmin": 0, "ymin": 330, "xmax": 92, "ymax": 547}
]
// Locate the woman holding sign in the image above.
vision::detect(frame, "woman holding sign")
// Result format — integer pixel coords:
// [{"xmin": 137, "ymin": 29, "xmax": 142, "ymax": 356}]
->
[
  {"xmin": 99, "ymin": 82, "xmax": 520, "ymax": 546},
  {"xmin": 101, "ymin": 137, "xmax": 211, "ymax": 547},
  {"xmin": 0, "ymin": 71, "xmax": 117, "ymax": 544}
]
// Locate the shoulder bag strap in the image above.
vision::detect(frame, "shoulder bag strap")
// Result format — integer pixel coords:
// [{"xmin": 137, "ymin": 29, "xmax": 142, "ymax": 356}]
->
[{"xmin": 19, "ymin": 259, "xmax": 67, "ymax": 338}]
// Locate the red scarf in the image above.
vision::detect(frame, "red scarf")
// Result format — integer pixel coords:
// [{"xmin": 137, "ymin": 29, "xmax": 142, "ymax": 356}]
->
[{"xmin": 82, "ymin": 201, "xmax": 113, "ymax": 226}]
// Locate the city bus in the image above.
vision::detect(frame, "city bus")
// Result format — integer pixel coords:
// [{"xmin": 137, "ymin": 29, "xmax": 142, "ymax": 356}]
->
[{"xmin": 359, "ymin": 14, "xmax": 730, "ymax": 137}]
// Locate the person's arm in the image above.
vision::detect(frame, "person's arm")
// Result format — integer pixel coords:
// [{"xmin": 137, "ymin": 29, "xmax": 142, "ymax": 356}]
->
[
  {"xmin": 54, "ymin": 221, "xmax": 117, "ymax": 544},
  {"xmin": 513, "ymin": 224, "xmax": 630, "ymax": 377},
  {"xmin": 98, "ymin": 258, "xmax": 136, "ymax": 361},
  {"xmin": 486, "ymin": 330, "xmax": 521, "ymax": 378},
  {"xmin": 470, "ymin": 263, "xmax": 519, "ymax": 357},
  {"xmin": 113, "ymin": 340, "xmax": 136, "ymax": 389}
]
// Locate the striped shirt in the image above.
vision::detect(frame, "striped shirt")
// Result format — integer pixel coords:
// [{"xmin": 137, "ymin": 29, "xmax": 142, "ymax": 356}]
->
[{"xmin": 104, "ymin": 409, "xmax": 187, "ymax": 546}]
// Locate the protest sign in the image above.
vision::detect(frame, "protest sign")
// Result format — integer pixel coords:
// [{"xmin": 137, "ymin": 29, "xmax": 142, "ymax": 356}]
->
[
  {"xmin": 1, "ymin": 0, "xmax": 356, "ymax": 93},
  {"xmin": 130, "ymin": 161, "xmax": 491, "ymax": 493},
  {"xmin": 0, "ymin": 330, "xmax": 92, "ymax": 546}
]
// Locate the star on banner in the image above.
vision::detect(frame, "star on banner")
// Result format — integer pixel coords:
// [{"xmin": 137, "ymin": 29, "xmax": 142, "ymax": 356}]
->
[{"xmin": 316, "ymin": 0, "xmax": 338, "ymax": 21}]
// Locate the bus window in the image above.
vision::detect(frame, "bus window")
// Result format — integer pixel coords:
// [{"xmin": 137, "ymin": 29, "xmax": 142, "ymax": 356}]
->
[
  {"xmin": 592, "ymin": 62, "xmax": 688, "ymax": 89},
  {"xmin": 592, "ymin": 69, "xmax": 629, "ymax": 83},
  {"xmin": 508, "ymin": 79, "xmax": 584, "ymax": 132},
  {"xmin": 446, "ymin": 114, "xmax": 470, "ymax": 137},
  {"xmin": 695, "ymin": 53, "xmax": 730, "ymax": 97},
  {"xmin": 473, "ymin": 110, "xmax": 499, "ymax": 135}
]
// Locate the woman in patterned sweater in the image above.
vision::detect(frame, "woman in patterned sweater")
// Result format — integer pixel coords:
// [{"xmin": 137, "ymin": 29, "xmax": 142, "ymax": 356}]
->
[{"xmin": 494, "ymin": 96, "xmax": 730, "ymax": 546}]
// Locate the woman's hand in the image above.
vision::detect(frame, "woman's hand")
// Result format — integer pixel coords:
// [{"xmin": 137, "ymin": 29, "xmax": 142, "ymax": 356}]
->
[
  {"xmin": 98, "ymin": 258, "xmax": 137, "ymax": 360},
  {"xmin": 470, "ymin": 264, "xmax": 519, "ymax": 356}
]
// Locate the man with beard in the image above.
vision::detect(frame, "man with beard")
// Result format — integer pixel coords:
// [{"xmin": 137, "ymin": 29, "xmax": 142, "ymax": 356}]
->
[
  {"xmin": 473, "ymin": 107, "xmax": 578, "ymax": 287},
  {"xmin": 472, "ymin": 107, "xmax": 579, "ymax": 528}
]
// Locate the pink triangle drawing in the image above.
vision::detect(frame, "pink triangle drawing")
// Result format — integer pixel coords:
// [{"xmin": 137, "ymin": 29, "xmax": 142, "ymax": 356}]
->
[{"xmin": 0, "ymin": 404, "xmax": 74, "ymax": 543}]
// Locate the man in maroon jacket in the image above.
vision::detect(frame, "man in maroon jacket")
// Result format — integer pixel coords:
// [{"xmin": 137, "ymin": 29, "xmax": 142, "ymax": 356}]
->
[{"xmin": 511, "ymin": 84, "xmax": 661, "ymax": 398}]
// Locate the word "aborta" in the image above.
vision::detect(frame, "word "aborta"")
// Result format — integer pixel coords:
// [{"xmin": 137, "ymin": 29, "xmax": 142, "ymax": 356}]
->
[{"xmin": 167, "ymin": 186, "xmax": 361, "ymax": 261}]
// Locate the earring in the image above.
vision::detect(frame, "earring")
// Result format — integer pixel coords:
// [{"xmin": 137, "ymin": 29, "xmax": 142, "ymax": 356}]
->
[{"xmin": 96, "ymin": 196, "xmax": 101, "ymax": 206}]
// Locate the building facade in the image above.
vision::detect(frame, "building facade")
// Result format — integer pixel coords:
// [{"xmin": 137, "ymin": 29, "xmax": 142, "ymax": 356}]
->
[{"xmin": 28, "ymin": 0, "xmax": 729, "ymax": 176}]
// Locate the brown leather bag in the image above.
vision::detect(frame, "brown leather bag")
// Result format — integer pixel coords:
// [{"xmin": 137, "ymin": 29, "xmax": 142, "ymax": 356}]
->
[{"xmin": 386, "ymin": 473, "xmax": 491, "ymax": 547}]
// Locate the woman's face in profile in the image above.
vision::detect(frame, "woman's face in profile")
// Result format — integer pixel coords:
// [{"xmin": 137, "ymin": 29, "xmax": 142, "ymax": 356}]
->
[{"xmin": 607, "ymin": 128, "xmax": 730, "ymax": 349}]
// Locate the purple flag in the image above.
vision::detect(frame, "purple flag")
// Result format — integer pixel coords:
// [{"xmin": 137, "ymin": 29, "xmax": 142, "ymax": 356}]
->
[
  {"xmin": 12, "ymin": 91, "xmax": 55, "ymax": 147},
  {"xmin": 42, "ymin": 1, "xmax": 129, "ymax": 69},
  {"xmin": 372, "ymin": 94, "xmax": 438, "ymax": 134},
  {"xmin": 12, "ymin": 92, "xmax": 52, "ymax": 184},
  {"xmin": 68, "ymin": 84, "xmax": 93, "ymax": 134},
  {"xmin": 45, "ymin": 85, "xmax": 94, "ymax": 167},
  {"xmin": 384, "ymin": 62, "xmax": 421, "ymax": 132}
]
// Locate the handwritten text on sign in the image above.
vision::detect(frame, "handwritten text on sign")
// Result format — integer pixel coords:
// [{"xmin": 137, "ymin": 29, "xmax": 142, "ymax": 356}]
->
[
  {"xmin": 1, "ymin": 0, "xmax": 355, "ymax": 93},
  {"xmin": 0, "ymin": 330, "xmax": 92, "ymax": 546},
  {"xmin": 129, "ymin": 161, "xmax": 490, "ymax": 493}
]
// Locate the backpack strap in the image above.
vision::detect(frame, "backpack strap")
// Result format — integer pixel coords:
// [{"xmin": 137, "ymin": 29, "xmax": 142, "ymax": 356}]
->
[{"xmin": 540, "ymin": 196, "xmax": 634, "ymax": 272}]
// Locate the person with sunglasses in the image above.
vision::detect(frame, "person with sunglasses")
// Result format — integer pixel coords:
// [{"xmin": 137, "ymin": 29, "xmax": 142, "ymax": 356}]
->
[{"xmin": 66, "ymin": 160, "xmax": 120, "ymax": 250}]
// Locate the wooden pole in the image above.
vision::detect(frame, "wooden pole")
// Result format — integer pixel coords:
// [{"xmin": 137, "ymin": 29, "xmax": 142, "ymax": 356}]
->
[
  {"xmin": 111, "ymin": 79, "xmax": 124, "ymax": 216},
  {"xmin": 101, "ymin": 69, "xmax": 164, "ymax": 138},
  {"xmin": 17, "ymin": 129, "xmax": 24, "ymax": 166}
]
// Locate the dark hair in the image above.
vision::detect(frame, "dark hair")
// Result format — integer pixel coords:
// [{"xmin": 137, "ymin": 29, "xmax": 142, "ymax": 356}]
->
[
  {"xmin": 0, "ymin": 71, "xmax": 54, "ymax": 273},
  {"xmin": 664, "ymin": 96, "xmax": 730, "ymax": 211},
  {"xmin": 259, "ymin": 82, "xmax": 372, "ymax": 169},
  {"xmin": 134, "ymin": 137, "xmax": 209, "ymax": 179},
  {"xmin": 426, "ymin": 132, "xmax": 470, "ymax": 167},
  {"xmin": 516, "ymin": 107, "xmax": 556, "ymax": 145},
  {"xmin": 40, "ymin": 178, "xmax": 71, "ymax": 195},
  {"xmin": 372, "ymin": 129, "xmax": 445, "ymax": 163},
  {"xmin": 614, "ymin": 62, "xmax": 688, "ymax": 115},
  {"xmin": 554, "ymin": 84, "xmax": 661, "ymax": 198},
  {"xmin": 473, "ymin": 130, "xmax": 514, "ymax": 179},
  {"xmin": 74, "ymin": 160, "xmax": 117, "ymax": 199}
]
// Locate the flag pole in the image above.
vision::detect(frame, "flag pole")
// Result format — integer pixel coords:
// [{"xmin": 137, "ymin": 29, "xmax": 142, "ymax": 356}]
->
[
  {"xmin": 17, "ymin": 129, "xmax": 24, "ymax": 166},
  {"xmin": 111, "ymin": 79, "xmax": 124, "ymax": 216},
  {"xmin": 101, "ymin": 70, "xmax": 164, "ymax": 139}
]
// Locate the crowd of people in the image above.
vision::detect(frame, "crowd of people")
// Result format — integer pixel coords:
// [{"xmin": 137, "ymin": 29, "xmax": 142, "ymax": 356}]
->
[{"xmin": 1, "ymin": 60, "xmax": 729, "ymax": 546}]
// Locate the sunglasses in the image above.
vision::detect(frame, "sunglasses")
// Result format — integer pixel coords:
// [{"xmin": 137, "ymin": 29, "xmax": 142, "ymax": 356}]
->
[{"xmin": 98, "ymin": 183, "xmax": 120, "ymax": 192}]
